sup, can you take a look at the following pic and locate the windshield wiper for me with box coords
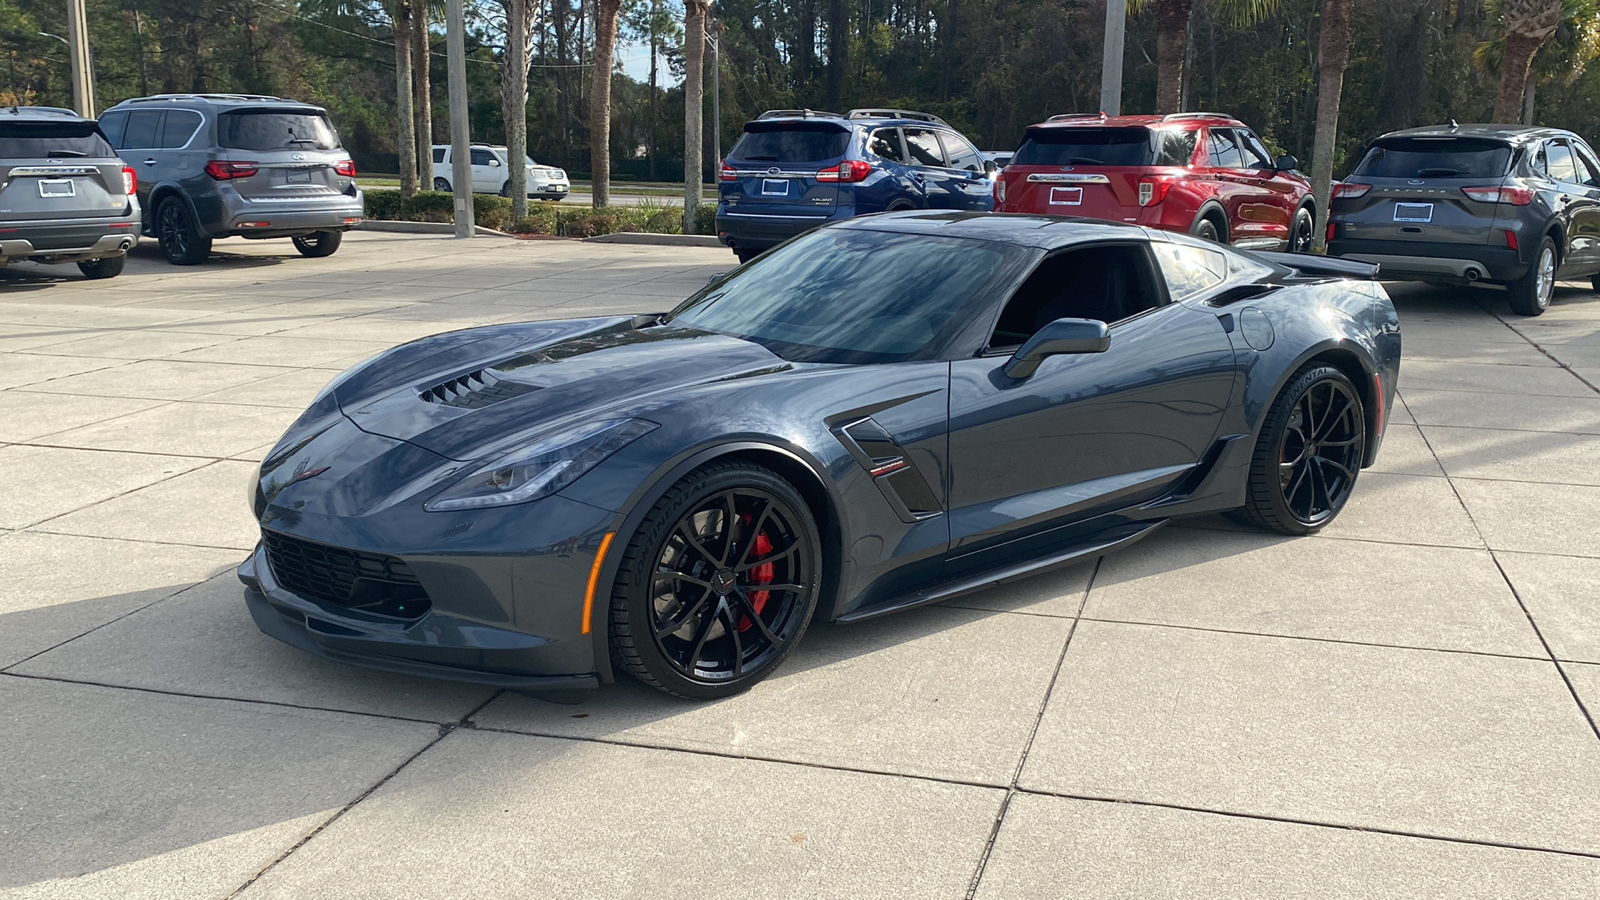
[286,138,319,146]
[44,149,88,157]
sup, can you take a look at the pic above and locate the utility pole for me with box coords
[446,0,474,239]
[1100,0,1125,116]
[65,0,94,117]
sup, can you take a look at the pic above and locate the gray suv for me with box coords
[99,94,364,265]
[0,106,140,279]
[1328,124,1600,316]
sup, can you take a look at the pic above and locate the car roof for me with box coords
[105,94,326,114]
[751,108,954,128]
[2,106,93,123]
[1028,112,1245,131]
[1376,124,1577,144]
[835,210,1147,250]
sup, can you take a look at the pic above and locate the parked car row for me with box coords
[1,93,365,278]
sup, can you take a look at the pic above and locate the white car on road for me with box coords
[432,144,569,199]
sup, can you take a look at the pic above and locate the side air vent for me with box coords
[833,417,943,524]
[418,367,540,409]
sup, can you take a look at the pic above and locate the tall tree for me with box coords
[412,1,434,187]
[591,0,624,206]
[825,0,848,108]
[683,0,711,232]
[1139,0,1282,113]
[393,0,419,196]
[503,0,536,216]
[1310,0,1354,253]
[1491,0,1563,121]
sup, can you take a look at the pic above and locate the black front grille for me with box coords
[418,367,540,409]
[262,531,431,620]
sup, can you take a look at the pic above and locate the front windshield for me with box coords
[665,226,1020,364]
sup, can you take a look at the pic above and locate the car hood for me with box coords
[340,321,789,461]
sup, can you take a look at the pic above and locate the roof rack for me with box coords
[126,93,293,104]
[5,106,79,117]
[846,108,948,125]
[1161,111,1240,122]
[757,108,843,120]
[1045,112,1107,122]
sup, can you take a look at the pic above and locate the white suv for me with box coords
[431,144,569,199]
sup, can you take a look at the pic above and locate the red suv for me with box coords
[994,113,1315,252]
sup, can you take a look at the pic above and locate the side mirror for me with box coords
[489,158,502,167]
[984,159,999,176]
[1274,155,1298,172]
[1002,318,1111,379]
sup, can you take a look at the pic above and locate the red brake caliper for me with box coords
[738,530,774,633]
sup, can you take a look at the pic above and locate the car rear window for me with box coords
[1353,137,1512,179]
[730,123,850,163]
[0,120,115,159]
[1013,127,1165,167]
[218,109,339,151]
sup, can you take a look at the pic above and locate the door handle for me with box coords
[142,159,157,166]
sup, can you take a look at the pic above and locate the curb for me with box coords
[357,220,514,238]
[584,232,723,248]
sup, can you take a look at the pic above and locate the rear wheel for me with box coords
[77,254,125,280]
[610,461,822,699]
[1289,207,1315,253]
[433,177,451,192]
[1192,214,1225,244]
[1509,237,1557,316]
[735,249,761,264]
[1233,363,1366,535]
[292,230,342,258]
[156,198,210,266]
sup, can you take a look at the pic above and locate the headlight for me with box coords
[424,418,658,511]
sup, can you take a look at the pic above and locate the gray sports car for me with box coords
[239,212,1401,699]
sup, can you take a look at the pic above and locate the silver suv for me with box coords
[99,94,364,265]
[431,144,570,199]
[0,107,140,279]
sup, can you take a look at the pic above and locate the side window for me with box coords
[1573,141,1600,187]
[1156,129,1198,166]
[939,133,984,172]
[99,112,127,148]
[1239,131,1274,169]
[158,111,201,149]
[469,148,496,167]
[1533,143,1551,177]
[1546,140,1580,184]
[988,245,1164,349]
[1206,128,1243,168]
[121,110,163,150]
[433,147,446,164]
[868,128,905,163]
[903,129,947,168]
[1152,241,1228,300]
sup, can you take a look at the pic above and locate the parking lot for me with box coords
[2,232,1598,897]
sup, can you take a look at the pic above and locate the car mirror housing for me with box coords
[489,158,502,167]
[984,159,999,175]
[1002,318,1111,379]
[1274,155,1299,172]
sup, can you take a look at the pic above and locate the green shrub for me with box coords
[471,194,513,231]
[693,203,716,235]
[364,189,403,220]
[367,190,705,238]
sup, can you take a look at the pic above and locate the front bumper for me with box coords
[0,217,140,263]
[1328,238,1528,283]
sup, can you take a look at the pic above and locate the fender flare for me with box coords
[145,185,207,237]
[1191,202,1230,240]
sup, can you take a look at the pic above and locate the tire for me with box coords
[1232,363,1366,535]
[77,254,125,280]
[610,461,823,699]
[886,200,917,212]
[1591,273,1600,295]
[156,197,211,266]
[292,230,342,258]
[1289,207,1315,254]
[499,180,511,198]
[433,177,451,192]
[1192,213,1225,244]
[735,249,761,264]
[1509,236,1557,316]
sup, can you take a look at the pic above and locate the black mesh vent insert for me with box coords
[262,531,431,620]
[418,367,540,409]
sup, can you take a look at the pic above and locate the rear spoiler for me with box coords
[1253,251,1379,280]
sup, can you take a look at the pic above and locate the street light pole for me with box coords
[66,0,94,117]
[709,23,721,174]
[1100,0,1125,116]
[445,0,473,239]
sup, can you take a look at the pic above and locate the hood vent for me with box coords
[418,367,540,409]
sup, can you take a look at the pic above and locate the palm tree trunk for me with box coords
[1309,0,1353,254]
[504,0,534,217]
[393,1,419,198]
[591,0,623,207]
[1153,0,1193,113]
[412,2,434,188]
[683,0,711,233]
[825,0,848,109]
[1493,32,1545,123]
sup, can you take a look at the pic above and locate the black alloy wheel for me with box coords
[611,462,821,698]
[157,198,210,266]
[1290,208,1315,253]
[1234,363,1366,535]
[1194,216,1223,243]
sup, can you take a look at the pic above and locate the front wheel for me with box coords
[735,249,761,264]
[609,461,822,699]
[1232,363,1366,535]
[77,254,125,279]
[1289,207,1315,254]
[292,230,342,258]
[1509,237,1556,316]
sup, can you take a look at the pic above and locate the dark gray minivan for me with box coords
[99,94,363,265]
[0,106,140,279]
[1328,124,1600,316]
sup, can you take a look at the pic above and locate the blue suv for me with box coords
[716,108,997,262]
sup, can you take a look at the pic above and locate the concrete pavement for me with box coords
[1,233,1597,897]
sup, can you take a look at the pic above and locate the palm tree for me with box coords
[1137,0,1281,113]
[1478,0,1600,123]
[1309,0,1354,254]
[591,0,625,207]
[412,2,435,189]
[1489,0,1564,122]
[501,0,535,217]
[392,1,419,196]
[683,0,712,233]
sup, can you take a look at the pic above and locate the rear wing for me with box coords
[1253,252,1379,280]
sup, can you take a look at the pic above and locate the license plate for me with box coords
[761,179,788,196]
[38,179,75,198]
[1393,202,1433,223]
[286,169,312,185]
[1049,186,1083,206]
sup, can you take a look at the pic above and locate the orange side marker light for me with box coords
[581,532,616,635]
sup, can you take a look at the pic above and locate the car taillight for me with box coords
[334,159,356,177]
[204,160,259,180]
[1331,183,1371,199]
[1462,185,1534,206]
[720,162,737,182]
[121,166,136,195]
[1138,176,1174,207]
[1505,229,1519,251]
[1327,221,1337,243]
[816,160,873,183]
